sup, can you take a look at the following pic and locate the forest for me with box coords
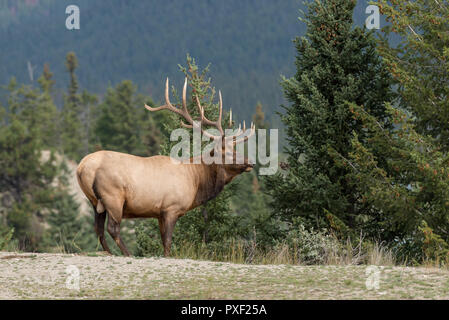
[1,0,449,268]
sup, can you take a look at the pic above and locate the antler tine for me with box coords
[228,109,233,128]
[180,77,195,128]
[224,122,242,142]
[217,90,223,134]
[165,78,171,107]
[194,92,224,137]
[145,78,181,114]
[146,78,229,141]
[146,78,196,130]
[234,121,256,145]
[182,77,188,113]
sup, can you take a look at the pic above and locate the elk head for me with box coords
[144,78,256,182]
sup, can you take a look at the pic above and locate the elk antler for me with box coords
[145,78,255,143]
[145,78,194,125]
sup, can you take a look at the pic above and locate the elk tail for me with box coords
[96,200,105,214]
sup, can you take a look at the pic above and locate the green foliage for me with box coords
[3,77,59,149]
[325,0,449,264]
[43,191,97,253]
[419,221,449,264]
[277,218,340,265]
[266,0,394,232]
[94,80,165,156]
[231,172,283,247]
[135,220,162,256]
[377,0,449,149]
[0,90,60,250]
[60,52,85,161]
[0,227,14,251]
[6,201,34,249]
[342,102,449,262]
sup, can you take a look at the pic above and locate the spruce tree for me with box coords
[232,103,280,246]
[335,1,449,262]
[377,0,449,150]
[266,0,394,231]
[0,79,60,250]
[61,52,84,160]
[135,55,244,255]
[36,66,59,148]
[44,189,97,253]
[174,56,242,246]
[94,80,163,156]
[94,80,140,154]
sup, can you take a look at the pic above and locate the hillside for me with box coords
[1,252,448,299]
[0,0,374,122]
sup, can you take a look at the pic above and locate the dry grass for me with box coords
[167,237,398,267]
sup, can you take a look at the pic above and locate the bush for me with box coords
[0,227,14,251]
[278,219,340,265]
[135,219,163,257]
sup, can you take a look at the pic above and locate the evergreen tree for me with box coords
[0,79,60,250]
[266,0,394,232]
[94,80,164,156]
[175,55,242,246]
[44,189,97,253]
[5,76,59,149]
[136,55,244,255]
[231,103,281,246]
[36,66,59,148]
[334,1,449,262]
[377,0,449,149]
[338,102,449,261]
[38,63,55,93]
[252,102,268,130]
[61,52,84,160]
[80,90,99,155]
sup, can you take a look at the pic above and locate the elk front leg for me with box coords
[158,214,178,257]
[106,213,131,257]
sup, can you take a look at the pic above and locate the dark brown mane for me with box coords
[191,163,226,208]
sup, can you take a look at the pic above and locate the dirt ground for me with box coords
[1,251,448,300]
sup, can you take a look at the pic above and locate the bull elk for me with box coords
[76,78,255,256]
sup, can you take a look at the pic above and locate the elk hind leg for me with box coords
[106,213,131,256]
[94,210,111,254]
[101,196,130,257]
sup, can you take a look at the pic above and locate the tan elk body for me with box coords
[77,78,254,256]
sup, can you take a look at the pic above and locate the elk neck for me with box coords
[190,162,227,208]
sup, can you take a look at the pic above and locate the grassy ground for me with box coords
[1,251,448,299]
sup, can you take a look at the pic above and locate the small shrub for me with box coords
[0,228,14,251]
[419,221,449,265]
[278,219,340,265]
[135,220,163,257]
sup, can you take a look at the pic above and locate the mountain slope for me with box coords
[0,0,373,121]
